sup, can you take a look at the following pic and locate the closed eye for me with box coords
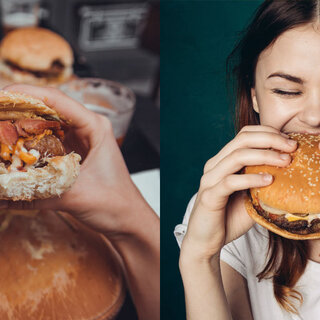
[272,89,302,96]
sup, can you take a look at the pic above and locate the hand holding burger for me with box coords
[0,84,146,237]
[180,126,298,262]
[0,84,160,320]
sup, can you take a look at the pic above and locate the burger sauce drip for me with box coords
[0,119,65,169]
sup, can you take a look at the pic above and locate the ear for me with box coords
[251,88,259,113]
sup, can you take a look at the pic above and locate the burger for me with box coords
[0,90,81,201]
[245,133,320,240]
[0,27,73,86]
[0,210,125,320]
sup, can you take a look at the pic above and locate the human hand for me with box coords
[0,84,148,238]
[180,125,298,263]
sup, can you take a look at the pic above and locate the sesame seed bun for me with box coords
[0,27,73,86]
[245,133,320,239]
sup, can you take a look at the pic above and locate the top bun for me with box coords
[245,133,320,214]
[0,90,61,120]
[0,27,73,71]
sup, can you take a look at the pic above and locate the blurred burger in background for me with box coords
[0,27,73,86]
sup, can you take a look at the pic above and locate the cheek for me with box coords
[256,91,298,129]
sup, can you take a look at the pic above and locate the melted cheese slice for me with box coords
[259,200,320,225]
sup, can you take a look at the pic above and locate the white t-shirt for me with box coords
[174,195,320,320]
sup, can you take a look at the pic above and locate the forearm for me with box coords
[106,203,160,320]
[179,253,233,320]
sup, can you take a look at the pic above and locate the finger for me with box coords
[199,173,273,211]
[3,84,96,129]
[204,131,296,173]
[239,125,288,137]
[201,148,290,188]
[235,131,296,151]
[203,125,289,174]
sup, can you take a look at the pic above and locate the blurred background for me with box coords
[0,0,159,173]
[161,1,262,319]
[0,0,159,319]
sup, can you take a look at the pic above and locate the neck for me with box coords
[307,239,320,263]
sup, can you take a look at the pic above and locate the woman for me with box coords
[176,1,320,319]
[1,84,160,320]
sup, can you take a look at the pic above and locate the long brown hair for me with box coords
[226,0,317,314]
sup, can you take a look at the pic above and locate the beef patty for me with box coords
[251,195,320,235]
[5,59,64,79]
[24,135,65,159]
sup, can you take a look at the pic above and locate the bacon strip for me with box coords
[15,119,61,135]
[0,121,18,146]
[14,122,28,137]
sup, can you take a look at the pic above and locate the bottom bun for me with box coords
[0,153,81,201]
[245,197,320,240]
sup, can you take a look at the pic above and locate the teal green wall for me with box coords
[161,1,262,319]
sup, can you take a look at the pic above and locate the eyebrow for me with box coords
[267,72,304,84]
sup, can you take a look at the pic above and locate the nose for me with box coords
[298,90,320,127]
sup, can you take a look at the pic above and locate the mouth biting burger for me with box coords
[0,90,80,201]
[245,132,320,240]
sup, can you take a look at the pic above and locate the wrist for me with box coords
[179,252,221,281]
[179,244,221,272]
[105,204,160,271]
[102,194,159,246]
[78,180,154,237]
[180,235,222,263]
